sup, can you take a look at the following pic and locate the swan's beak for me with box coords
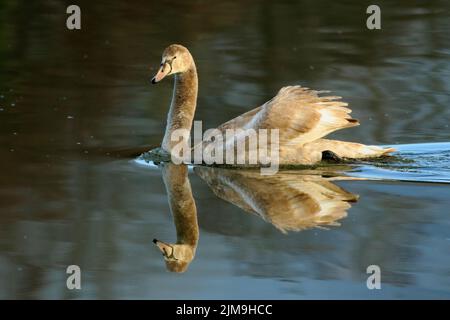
[151,64,169,84]
[153,238,172,256]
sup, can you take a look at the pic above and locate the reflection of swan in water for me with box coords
[153,164,360,272]
[153,163,198,273]
[194,167,359,232]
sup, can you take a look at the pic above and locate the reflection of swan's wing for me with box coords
[195,167,358,233]
[217,86,358,145]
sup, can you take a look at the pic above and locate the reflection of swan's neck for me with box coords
[162,164,199,247]
[161,63,198,152]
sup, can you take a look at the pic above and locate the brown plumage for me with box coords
[151,44,395,165]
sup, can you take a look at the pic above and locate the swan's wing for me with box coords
[219,86,359,145]
[195,167,357,232]
[216,106,262,131]
[198,107,262,154]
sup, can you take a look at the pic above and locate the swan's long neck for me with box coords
[161,63,198,152]
[161,164,199,246]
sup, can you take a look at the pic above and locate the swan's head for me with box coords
[153,238,196,273]
[151,44,194,84]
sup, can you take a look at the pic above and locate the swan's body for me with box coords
[151,44,395,165]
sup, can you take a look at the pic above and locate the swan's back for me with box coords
[219,85,359,145]
[211,85,393,164]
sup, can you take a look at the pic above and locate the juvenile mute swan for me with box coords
[151,44,395,164]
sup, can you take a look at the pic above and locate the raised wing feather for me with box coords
[217,85,359,146]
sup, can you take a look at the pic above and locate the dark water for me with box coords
[0,0,450,299]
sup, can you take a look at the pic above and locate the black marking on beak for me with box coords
[151,57,176,85]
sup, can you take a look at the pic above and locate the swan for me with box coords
[150,44,395,165]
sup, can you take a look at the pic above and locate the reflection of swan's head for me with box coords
[151,44,194,84]
[153,238,195,273]
[155,163,198,273]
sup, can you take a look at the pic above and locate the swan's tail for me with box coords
[312,139,396,159]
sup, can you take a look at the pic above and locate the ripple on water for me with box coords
[349,142,450,184]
